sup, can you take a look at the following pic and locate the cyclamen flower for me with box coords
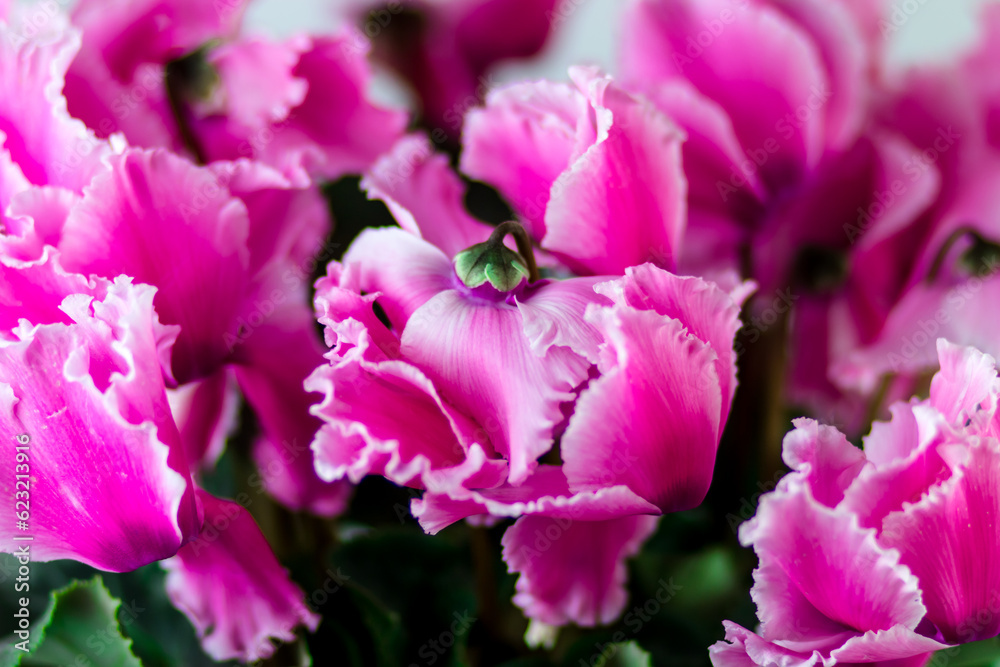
[711,339,1000,665]
[307,135,750,627]
[65,0,407,182]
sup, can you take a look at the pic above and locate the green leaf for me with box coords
[0,577,143,667]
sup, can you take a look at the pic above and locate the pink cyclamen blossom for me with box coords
[307,134,750,626]
[712,339,1000,665]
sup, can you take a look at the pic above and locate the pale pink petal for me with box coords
[928,339,1000,427]
[203,37,308,130]
[560,305,723,512]
[342,227,455,332]
[502,515,659,626]
[0,279,199,571]
[402,289,592,484]
[162,491,319,663]
[362,134,493,257]
[306,323,506,493]
[516,276,609,363]
[236,31,409,182]
[0,23,112,192]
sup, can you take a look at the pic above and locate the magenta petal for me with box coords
[461,81,585,239]
[343,227,455,332]
[502,515,659,626]
[595,264,749,420]
[743,481,928,643]
[167,368,239,471]
[560,304,723,512]
[881,439,1000,643]
[0,279,198,571]
[58,148,252,384]
[781,418,867,508]
[163,491,319,663]
[363,135,494,257]
[621,0,829,183]
[542,70,687,274]
[402,290,592,484]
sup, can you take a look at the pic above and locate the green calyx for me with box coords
[453,221,541,292]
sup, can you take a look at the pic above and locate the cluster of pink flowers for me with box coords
[2,0,1000,663]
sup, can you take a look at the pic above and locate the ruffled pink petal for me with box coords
[461,81,586,239]
[57,148,252,384]
[542,69,687,275]
[411,466,660,535]
[362,134,494,257]
[342,227,455,332]
[167,368,239,471]
[306,322,506,493]
[402,289,592,484]
[781,418,867,508]
[560,304,724,512]
[742,480,928,645]
[0,278,199,571]
[232,297,351,518]
[0,22,112,192]
[709,622,944,667]
[620,0,829,186]
[162,491,319,663]
[880,439,1000,643]
[595,264,748,420]
[502,515,659,626]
